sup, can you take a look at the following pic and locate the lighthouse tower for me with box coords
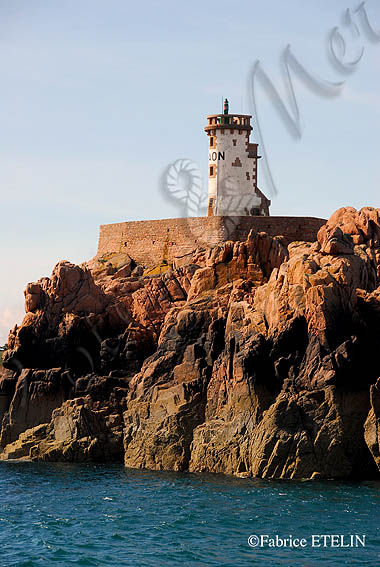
[205,99,270,217]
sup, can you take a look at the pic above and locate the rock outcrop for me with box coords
[1,206,380,480]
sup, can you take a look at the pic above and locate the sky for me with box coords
[0,0,379,343]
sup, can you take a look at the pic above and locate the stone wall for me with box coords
[97,216,326,269]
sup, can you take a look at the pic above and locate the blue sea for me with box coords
[0,462,379,567]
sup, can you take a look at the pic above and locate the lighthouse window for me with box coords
[210,136,214,148]
[210,166,214,176]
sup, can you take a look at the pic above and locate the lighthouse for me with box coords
[205,99,270,217]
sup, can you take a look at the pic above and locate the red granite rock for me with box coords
[1,209,380,480]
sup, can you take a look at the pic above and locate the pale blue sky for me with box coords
[1,0,379,342]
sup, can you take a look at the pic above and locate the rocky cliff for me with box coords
[1,206,380,480]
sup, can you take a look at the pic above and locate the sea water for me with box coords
[0,462,379,566]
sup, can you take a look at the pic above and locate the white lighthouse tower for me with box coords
[205,99,270,217]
